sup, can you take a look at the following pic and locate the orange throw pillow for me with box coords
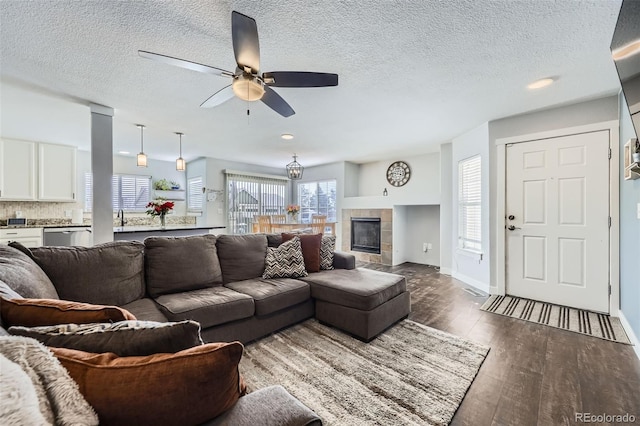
[0,298,136,327]
[282,233,322,272]
[51,342,247,426]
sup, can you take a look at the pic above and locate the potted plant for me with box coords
[154,179,172,190]
[633,139,640,164]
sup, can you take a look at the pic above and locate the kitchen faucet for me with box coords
[117,209,126,227]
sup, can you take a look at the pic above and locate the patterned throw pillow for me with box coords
[262,237,308,279]
[320,235,336,270]
[9,320,203,357]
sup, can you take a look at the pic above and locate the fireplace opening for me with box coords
[351,217,381,254]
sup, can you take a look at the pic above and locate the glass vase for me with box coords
[160,214,166,229]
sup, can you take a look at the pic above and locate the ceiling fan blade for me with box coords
[139,50,233,77]
[231,11,260,73]
[261,86,295,117]
[262,71,338,88]
[200,84,235,108]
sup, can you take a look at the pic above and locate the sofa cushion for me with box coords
[121,298,168,323]
[0,245,59,299]
[225,278,311,316]
[144,235,223,298]
[320,235,336,270]
[154,287,254,328]
[266,233,283,248]
[19,241,145,306]
[262,237,308,280]
[282,233,322,273]
[51,342,246,426]
[300,268,407,311]
[9,320,203,357]
[0,298,136,328]
[216,234,268,283]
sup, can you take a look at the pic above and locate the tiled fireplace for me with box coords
[342,209,392,265]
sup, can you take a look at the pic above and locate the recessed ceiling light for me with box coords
[281,133,294,140]
[118,150,130,155]
[527,78,555,90]
[612,39,640,61]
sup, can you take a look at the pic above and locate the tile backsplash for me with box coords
[0,201,86,220]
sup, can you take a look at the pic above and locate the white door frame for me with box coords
[494,120,620,315]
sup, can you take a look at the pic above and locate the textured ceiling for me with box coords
[0,0,623,168]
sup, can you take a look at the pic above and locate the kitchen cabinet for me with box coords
[0,228,43,247]
[38,143,77,201]
[0,139,37,200]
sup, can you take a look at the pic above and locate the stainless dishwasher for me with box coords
[43,227,93,247]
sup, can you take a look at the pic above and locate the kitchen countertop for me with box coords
[113,225,225,233]
[0,224,90,229]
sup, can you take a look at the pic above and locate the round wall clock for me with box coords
[386,161,411,187]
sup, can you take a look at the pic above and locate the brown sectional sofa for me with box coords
[0,233,411,424]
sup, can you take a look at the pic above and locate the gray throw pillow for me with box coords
[0,245,59,299]
[9,320,203,357]
[217,234,268,283]
[144,234,223,298]
[20,241,145,306]
[320,235,336,270]
[262,237,308,279]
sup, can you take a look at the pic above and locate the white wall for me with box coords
[439,143,453,274]
[357,153,440,204]
[404,205,440,266]
[392,206,408,265]
[451,123,491,292]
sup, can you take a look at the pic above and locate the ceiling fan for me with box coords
[139,11,338,118]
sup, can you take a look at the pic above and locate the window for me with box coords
[226,171,288,234]
[187,177,203,212]
[297,180,337,224]
[458,156,482,251]
[84,173,151,212]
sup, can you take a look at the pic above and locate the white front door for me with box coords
[506,130,610,313]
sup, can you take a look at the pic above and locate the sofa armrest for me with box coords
[333,251,355,270]
[202,385,322,426]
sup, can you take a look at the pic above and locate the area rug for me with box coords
[481,295,631,344]
[240,319,489,426]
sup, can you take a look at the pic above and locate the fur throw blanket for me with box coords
[0,336,98,426]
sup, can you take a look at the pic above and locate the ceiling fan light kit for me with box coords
[139,10,338,118]
[136,124,147,168]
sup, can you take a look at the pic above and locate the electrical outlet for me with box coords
[217,208,223,215]
[637,203,640,220]
[64,210,72,217]
[422,243,428,252]
[427,243,433,250]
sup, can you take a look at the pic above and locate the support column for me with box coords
[90,104,114,245]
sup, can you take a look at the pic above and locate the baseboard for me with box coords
[618,311,640,361]
[439,267,452,276]
[451,271,490,293]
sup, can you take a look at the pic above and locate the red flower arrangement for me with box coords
[146,199,175,217]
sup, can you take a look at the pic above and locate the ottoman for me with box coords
[300,268,411,342]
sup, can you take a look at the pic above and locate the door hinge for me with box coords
[608,284,612,295]
[608,216,612,228]
[608,148,612,160]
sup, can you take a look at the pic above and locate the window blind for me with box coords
[225,171,287,234]
[187,177,203,212]
[458,156,482,251]
[84,173,151,212]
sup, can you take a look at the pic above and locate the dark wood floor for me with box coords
[362,262,640,426]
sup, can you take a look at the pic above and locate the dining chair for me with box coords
[271,214,287,233]
[256,215,272,233]
[311,215,327,235]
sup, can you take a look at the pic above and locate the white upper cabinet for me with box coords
[0,139,37,200]
[38,143,77,202]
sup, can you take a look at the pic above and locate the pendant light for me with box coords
[136,124,147,167]
[286,154,304,180]
[175,132,185,171]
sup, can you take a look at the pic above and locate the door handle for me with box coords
[507,225,521,231]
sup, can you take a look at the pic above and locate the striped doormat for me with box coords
[481,295,631,344]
